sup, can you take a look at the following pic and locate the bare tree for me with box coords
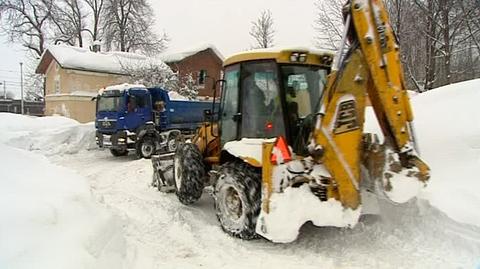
[0,0,54,57]
[313,0,344,50]
[103,0,168,55]
[50,0,89,47]
[84,0,104,42]
[250,9,275,49]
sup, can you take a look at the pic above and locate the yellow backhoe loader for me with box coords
[153,0,430,243]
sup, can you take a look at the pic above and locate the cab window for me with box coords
[241,61,285,139]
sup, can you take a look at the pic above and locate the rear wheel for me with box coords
[137,136,156,159]
[174,143,206,205]
[214,162,261,240]
[110,148,128,157]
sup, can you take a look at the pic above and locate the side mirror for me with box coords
[91,96,97,101]
[203,109,212,121]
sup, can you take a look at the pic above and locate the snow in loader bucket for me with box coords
[256,184,361,243]
[151,152,175,192]
[255,165,362,243]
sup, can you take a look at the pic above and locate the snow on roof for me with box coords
[38,44,167,75]
[225,46,335,60]
[159,44,224,63]
[98,83,146,95]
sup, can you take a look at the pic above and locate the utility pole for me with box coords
[0,81,5,99]
[20,62,24,115]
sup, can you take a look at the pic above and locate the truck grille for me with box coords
[98,119,116,129]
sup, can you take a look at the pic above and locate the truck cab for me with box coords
[95,83,215,158]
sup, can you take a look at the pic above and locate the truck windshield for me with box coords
[97,96,124,112]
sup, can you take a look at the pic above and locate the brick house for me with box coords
[161,44,224,98]
[35,45,166,123]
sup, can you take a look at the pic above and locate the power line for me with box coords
[0,69,19,73]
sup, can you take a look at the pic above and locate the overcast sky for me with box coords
[0,0,318,97]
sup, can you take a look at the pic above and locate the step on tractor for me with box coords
[152,0,430,243]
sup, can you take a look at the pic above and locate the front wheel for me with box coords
[214,162,261,240]
[136,136,156,159]
[173,143,206,205]
[110,148,128,157]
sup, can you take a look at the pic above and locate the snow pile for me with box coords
[257,184,361,243]
[413,79,480,227]
[223,138,276,165]
[0,113,96,156]
[0,144,126,269]
[365,79,480,227]
[168,91,189,101]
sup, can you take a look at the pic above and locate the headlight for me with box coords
[290,52,308,63]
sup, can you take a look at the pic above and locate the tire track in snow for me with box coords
[54,150,480,269]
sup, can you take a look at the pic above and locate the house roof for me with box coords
[159,44,224,63]
[35,44,167,75]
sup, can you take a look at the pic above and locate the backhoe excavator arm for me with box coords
[312,0,430,209]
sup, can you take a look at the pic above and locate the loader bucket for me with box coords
[152,152,175,192]
[255,139,361,243]
[362,133,429,204]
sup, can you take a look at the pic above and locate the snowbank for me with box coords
[0,144,126,269]
[365,79,480,227]
[413,79,480,227]
[0,113,96,156]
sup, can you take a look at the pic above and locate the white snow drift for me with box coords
[0,114,126,269]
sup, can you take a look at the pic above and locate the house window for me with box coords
[54,77,60,94]
[198,69,207,86]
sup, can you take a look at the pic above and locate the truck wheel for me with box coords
[214,162,261,240]
[137,136,156,159]
[173,143,205,205]
[110,148,128,157]
[167,132,184,152]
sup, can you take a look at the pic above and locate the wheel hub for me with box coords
[142,143,154,156]
[168,139,177,152]
[224,187,243,220]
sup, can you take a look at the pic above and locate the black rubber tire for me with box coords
[173,143,206,205]
[136,136,156,159]
[110,148,128,157]
[214,162,261,240]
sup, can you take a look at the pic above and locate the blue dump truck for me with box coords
[95,84,215,158]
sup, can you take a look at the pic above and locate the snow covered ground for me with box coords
[1,79,480,268]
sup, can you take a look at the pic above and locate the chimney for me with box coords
[91,40,101,53]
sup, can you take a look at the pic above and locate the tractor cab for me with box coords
[219,48,334,155]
